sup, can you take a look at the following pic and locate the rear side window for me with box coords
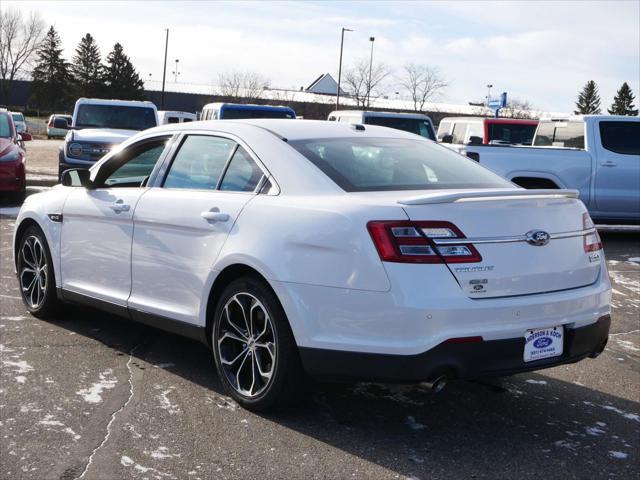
[465,122,484,143]
[488,123,537,145]
[98,137,170,188]
[365,116,435,140]
[534,121,584,148]
[164,136,235,189]
[436,121,452,140]
[219,146,264,192]
[167,117,180,124]
[451,122,468,144]
[289,137,513,192]
[599,121,640,155]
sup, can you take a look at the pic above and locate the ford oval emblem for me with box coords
[526,230,550,246]
[533,337,552,349]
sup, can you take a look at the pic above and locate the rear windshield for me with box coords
[75,104,157,130]
[221,107,294,119]
[12,113,24,122]
[534,121,584,148]
[488,123,537,145]
[289,137,513,192]
[364,116,435,140]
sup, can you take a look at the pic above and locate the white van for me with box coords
[327,110,436,140]
[157,110,196,124]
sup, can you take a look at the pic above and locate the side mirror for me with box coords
[61,168,92,188]
[441,134,453,144]
[19,132,32,141]
[53,117,69,129]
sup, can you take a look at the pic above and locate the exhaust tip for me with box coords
[423,375,448,393]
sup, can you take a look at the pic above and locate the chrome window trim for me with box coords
[431,228,595,245]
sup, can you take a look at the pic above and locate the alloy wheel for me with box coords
[19,235,48,309]
[217,293,276,398]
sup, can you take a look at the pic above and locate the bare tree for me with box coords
[399,63,448,112]
[343,58,391,108]
[0,8,45,105]
[501,98,537,119]
[218,70,270,102]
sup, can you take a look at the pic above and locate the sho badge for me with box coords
[525,230,550,246]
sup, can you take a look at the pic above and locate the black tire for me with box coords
[16,225,61,318]
[212,275,305,411]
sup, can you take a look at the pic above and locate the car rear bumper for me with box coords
[299,314,611,382]
[0,162,26,192]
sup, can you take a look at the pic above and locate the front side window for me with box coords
[219,146,264,192]
[221,107,294,119]
[599,121,640,155]
[437,121,452,140]
[289,137,513,192]
[164,135,235,189]
[100,137,170,188]
[0,115,11,138]
[465,122,484,143]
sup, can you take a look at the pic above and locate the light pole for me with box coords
[336,27,353,111]
[172,59,180,83]
[367,36,375,107]
[486,84,493,106]
[161,29,169,109]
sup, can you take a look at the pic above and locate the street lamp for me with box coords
[367,36,375,107]
[172,59,180,83]
[486,84,493,106]
[161,28,169,109]
[336,27,353,111]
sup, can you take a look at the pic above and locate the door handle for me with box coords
[110,200,130,213]
[600,161,617,167]
[201,211,230,222]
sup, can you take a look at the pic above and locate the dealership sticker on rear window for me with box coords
[524,326,564,362]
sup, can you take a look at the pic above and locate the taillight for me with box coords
[582,213,602,252]
[367,221,482,264]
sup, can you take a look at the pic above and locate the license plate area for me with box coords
[524,326,564,362]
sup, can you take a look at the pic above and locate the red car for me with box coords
[0,111,31,200]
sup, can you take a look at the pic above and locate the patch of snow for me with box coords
[526,379,547,385]
[554,439,580,450]
[615,340,639,352]
[76,369,117,403]
[158,388,181,415]
[601,405,640,423]
[405,415,427,431]
[121,456,134,467]
[39,415,64,426]
[15,376,26,383]
[3,360,33,374]
[150,447,180,459]
[627,257,640,265]
[0,316,27,322]
[609,451,628,459]
[153,362,175,369]
[64,427,81,441]
[585,426,606,436]
[0,207,20,217]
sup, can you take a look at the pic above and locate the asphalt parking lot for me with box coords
[0,141,639,480]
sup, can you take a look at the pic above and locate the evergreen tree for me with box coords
[71,33,104,98]
[608,82,638,116]
[574,80,602,114]
[31,26,72,111]
[103,43,145,100]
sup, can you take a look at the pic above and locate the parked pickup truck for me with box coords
[462,115,640,224]
[57,98,158,180]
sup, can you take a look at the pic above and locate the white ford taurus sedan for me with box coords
[13,119,612,410]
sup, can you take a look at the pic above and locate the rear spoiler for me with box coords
[398,189,579,206]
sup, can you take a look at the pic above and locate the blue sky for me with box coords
[9,1,640,112]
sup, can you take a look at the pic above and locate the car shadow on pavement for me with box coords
[34,303,640,479]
